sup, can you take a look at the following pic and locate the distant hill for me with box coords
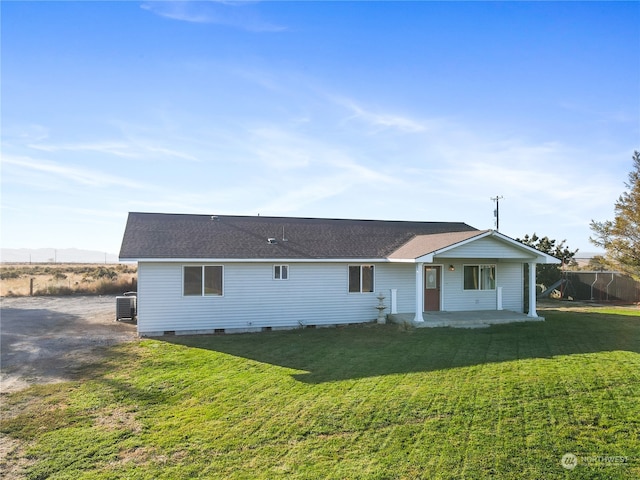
[1,248,120,264]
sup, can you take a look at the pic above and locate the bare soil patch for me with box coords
[1,295,138,479]
[1,295,137,393]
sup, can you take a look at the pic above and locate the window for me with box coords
[463,265,496,290]
[349,265,374,293]
[274,265,288,280]
[183,266,223,296]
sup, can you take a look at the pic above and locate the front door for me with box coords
[424,266,441,311]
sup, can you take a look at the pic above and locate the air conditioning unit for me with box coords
[116,294,136,321]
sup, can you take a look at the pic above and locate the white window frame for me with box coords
[273,265,289,280]
[463,264,496,291]
[183,265,224,297]
[348,265,375,293]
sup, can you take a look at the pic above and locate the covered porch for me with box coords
[388,309,543,329]
[382,229,560,328]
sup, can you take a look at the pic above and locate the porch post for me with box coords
[414,262,424,323]
[528,262,538,317]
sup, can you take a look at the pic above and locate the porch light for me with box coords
[449,265,455,271]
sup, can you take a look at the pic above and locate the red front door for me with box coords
[424,266,441,311]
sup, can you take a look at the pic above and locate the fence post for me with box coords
[30,278,34,296]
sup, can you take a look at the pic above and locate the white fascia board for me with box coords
[124,257,391,263]
[415,253,435,263]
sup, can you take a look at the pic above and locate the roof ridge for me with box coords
[127,211,475,226]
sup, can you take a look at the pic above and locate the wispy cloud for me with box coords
[333,97,428,134]
[140,1,286,32]
[253,144,399,214]
[396,130,624,236]
[3,123,50,143]
[247,127,313,169]
[28,140,199,162]
[3,155,148,190]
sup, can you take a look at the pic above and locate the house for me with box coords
[119,212,560,336]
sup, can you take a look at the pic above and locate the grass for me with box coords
[0,263,137,297]
[1,307,639,479]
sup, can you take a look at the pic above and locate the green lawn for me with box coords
[2,307,639,479]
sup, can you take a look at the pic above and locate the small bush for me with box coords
[0,271,21,280]
[34,285,75,296]
[116,264,137,274]
[93,279,135,295]
[85,267,118,281]
[30,278,136,296]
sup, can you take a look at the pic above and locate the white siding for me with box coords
[498,262,524,312]
[376,264,415,313]
[440,260,523,312]
[137,260,526,334]
[441,236,534,260]
[137,262,415,334]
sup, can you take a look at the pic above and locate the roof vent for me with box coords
[267,238,277,244]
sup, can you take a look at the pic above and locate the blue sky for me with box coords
[2,1,638,257]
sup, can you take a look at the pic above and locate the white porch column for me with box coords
[390,289,398,314]
[528,262,538,317]
[414,262,424,323]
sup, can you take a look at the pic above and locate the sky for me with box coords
[2,1,639,258]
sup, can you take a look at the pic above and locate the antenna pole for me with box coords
[490,195,504,231]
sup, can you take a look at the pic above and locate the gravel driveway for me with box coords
[1,295,137,393]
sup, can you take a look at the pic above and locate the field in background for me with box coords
[0,263,137,297]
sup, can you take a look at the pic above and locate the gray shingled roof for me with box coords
[119,213,478,260]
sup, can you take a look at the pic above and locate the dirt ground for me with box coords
[1,295,137,393]
[0,296,138,479]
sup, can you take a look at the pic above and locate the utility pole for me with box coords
[491,195,504,231]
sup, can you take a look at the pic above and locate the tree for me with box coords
[586,255,608,271]
[590,151,640,281]
[516,234,578,289]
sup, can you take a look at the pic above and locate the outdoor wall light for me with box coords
[448,265,455,271]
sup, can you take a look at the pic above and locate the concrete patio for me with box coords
[388,310,544,329]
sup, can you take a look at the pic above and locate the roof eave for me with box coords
[119,257,392,263]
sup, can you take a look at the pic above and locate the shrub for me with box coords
[34,285,75,296]
[87,267,118,281]
[0,271,21,280]
[93,278,135,295]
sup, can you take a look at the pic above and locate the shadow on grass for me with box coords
[160,310,640,384]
